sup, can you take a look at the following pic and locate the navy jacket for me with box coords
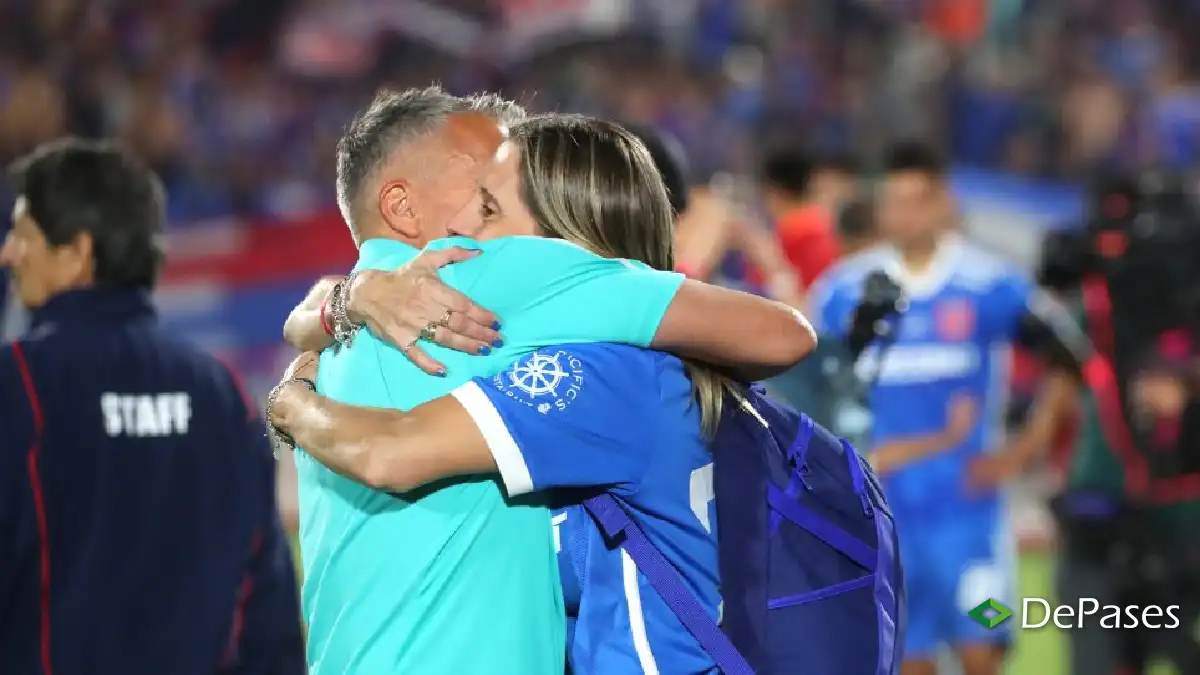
[0,288,303,675]
[1,268,7,336]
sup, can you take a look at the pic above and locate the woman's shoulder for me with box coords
[556,344,679,396]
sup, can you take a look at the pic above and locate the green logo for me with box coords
[967,599,1013,629]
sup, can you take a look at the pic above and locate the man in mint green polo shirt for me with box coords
[298,235,685,674]
[295,88,568,675]
[285,89,812,674]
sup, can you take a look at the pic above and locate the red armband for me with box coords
[319,293,334,337]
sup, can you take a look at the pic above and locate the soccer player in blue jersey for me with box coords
[270,116,763,674]
[809,142,1034,675]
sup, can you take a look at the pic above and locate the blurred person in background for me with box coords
[761,148,857,293]
[6,0,1200,227]
[624,122,691,220]
[810,141,1041,675]
[971,296,1200,673]
[278,89,812,674]
[836,191,884,256]
[0,139,303,675]
[627,124,805,309]
[765,191,881,433]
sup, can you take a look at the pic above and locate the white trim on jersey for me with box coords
[882,234,963,299]
[450,381,535,496]
[622,551,662,674]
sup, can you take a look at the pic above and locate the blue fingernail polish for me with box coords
[479,345,490,355]
[437,369,447,377]
[491,321,501,330]
[492,339,504,348]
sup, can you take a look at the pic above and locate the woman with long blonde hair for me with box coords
[270,115,784,674]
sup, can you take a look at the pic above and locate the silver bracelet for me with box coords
[328,280,348,345]
[265,377,317,458]
[331,271,363,346]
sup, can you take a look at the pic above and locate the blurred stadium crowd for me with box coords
[4,1,1200,673]
[4,0,1200,223]
[4,0,1196,368]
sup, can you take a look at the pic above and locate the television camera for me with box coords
[1040,170,1200,488]
[1042,175,1200,663]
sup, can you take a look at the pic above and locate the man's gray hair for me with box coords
[335,85,527,228]
[459,91,526,126]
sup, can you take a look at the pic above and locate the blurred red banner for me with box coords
[162,211,357,287]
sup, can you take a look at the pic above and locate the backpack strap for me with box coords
[766,484,877,571]
[582,494,755,675]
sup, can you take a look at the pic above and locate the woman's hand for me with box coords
[282,350,319,384]
[346,247,503,375]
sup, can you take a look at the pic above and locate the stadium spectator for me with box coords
[625,124,804,309]
[835,190,881,256]
[0,138,303,675]
[5,1,1200,226]
[761,148,851,292]
[765,189,880,428]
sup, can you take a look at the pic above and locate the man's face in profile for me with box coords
[2,197,58,308]
[416,114,509,244]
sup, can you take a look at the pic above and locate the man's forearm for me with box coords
[282,277,342,351]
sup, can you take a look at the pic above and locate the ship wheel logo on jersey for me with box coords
[509,352,569,397]
[935,297,976,341]
[494,349,585,414]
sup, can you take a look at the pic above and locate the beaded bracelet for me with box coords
[265,377,317,458]
[330,271,363,346]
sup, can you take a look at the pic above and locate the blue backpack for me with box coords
[584,387,904,674]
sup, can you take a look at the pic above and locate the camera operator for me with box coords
[973,173,1200,675]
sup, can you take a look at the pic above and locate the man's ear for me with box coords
[379,180,420,240]
[54,230,95,287]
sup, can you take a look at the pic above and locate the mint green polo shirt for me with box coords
[295,236,684,674]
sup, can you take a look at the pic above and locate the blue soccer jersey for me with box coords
[811,236,1028,655]
[811,236,1031,516]
[450,344,720,675]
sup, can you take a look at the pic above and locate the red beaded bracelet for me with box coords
[319,292,334,337]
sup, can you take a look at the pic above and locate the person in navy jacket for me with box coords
[0,138,303,675]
